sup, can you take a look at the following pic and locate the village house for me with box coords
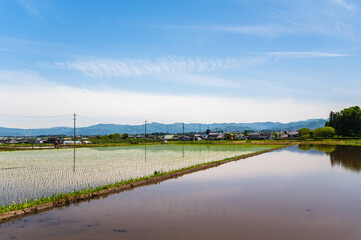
[248,132,261,140]
[206,132,219,140]
[163,135,180,141]
[288,131,299,138]
[260,131,272,140]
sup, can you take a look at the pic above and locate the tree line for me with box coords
[299,106,361,138]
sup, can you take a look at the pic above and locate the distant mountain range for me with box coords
[0,119,327,136]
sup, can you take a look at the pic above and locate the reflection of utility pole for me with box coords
[73,148,76,172]
[144,145,147,162]
[145,120,147,141]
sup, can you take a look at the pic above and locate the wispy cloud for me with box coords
[0,48,10,52]
[56,56,267,78]
[170,74,241,88]
[172,25,287,37]
[17,0,41,17]
[160,0,360,39]
[265,51,349,58]
[0,74,335,128]
[0,70,45,84]
[56,53,348,78]
[330,0,356,12]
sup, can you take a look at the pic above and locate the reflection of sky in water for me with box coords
[0,144,271,206]
[2,145,361,240]
[183,145,361,183]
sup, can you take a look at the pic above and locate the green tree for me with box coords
[327,106,361,137]
[224,133,236,140]
[298,128,312,139]
[206,129,211,135]
[122,133,128,139]
[313,127,335,138]
[109,133,121,139]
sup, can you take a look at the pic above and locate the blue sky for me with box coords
[0,0,360,128]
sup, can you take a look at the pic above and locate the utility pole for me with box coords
[145,120,147,141]
[199,125,201,134]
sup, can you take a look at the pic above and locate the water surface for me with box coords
[1,145,361,240]
[0,144,271,206]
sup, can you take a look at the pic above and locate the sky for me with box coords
[0,0,361,128]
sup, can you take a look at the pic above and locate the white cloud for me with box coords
[0,72,337,128]
[162,0,361,39]
[17,0,41,17]
[174,25,287,37]
[0,70,46,84]
[56,56,266,78]
[55,53,347,80]
[265,51,349,58]
[169,74,241,88]
[330,0,356,12]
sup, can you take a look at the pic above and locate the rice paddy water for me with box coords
[0,144,273,206]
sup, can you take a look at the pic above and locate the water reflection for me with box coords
[299,144,361,173]
[330,146,361,172]
[298,144,336,153]
[144,145,147,162]
[73,148,76,172]
[3,145,361,240]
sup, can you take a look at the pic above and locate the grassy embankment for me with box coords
[0,144,287,215]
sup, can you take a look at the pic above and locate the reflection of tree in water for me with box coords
[298,144,361,172]
[298,144,313,151]
[298,144,336,153]
[330,146,361,172]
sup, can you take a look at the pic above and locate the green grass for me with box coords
[0,145,285,215]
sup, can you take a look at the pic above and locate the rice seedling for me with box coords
[0,144,273,207]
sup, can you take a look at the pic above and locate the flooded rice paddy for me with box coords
[1,144,361,240]
[0,144,272,206]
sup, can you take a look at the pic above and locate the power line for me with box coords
[0,114,71,118]
[76,115,114,125]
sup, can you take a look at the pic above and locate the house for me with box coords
[288,131,299,138]
[0,137,9,144]
[180,136,191,141]
[216,133,225,140]
[45,137,63,144]
[34,139,44,144]
[235,133,246,140]
[163,135,180,141]
[279,133,289,139]
[248,132,261,140]
[206,133,219,140]
[260,131,272,140]
[193,134,204,141]
[63,140,82,145]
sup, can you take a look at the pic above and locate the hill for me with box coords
[0,119,327,136]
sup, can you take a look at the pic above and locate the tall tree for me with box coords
[327,106,361,137]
